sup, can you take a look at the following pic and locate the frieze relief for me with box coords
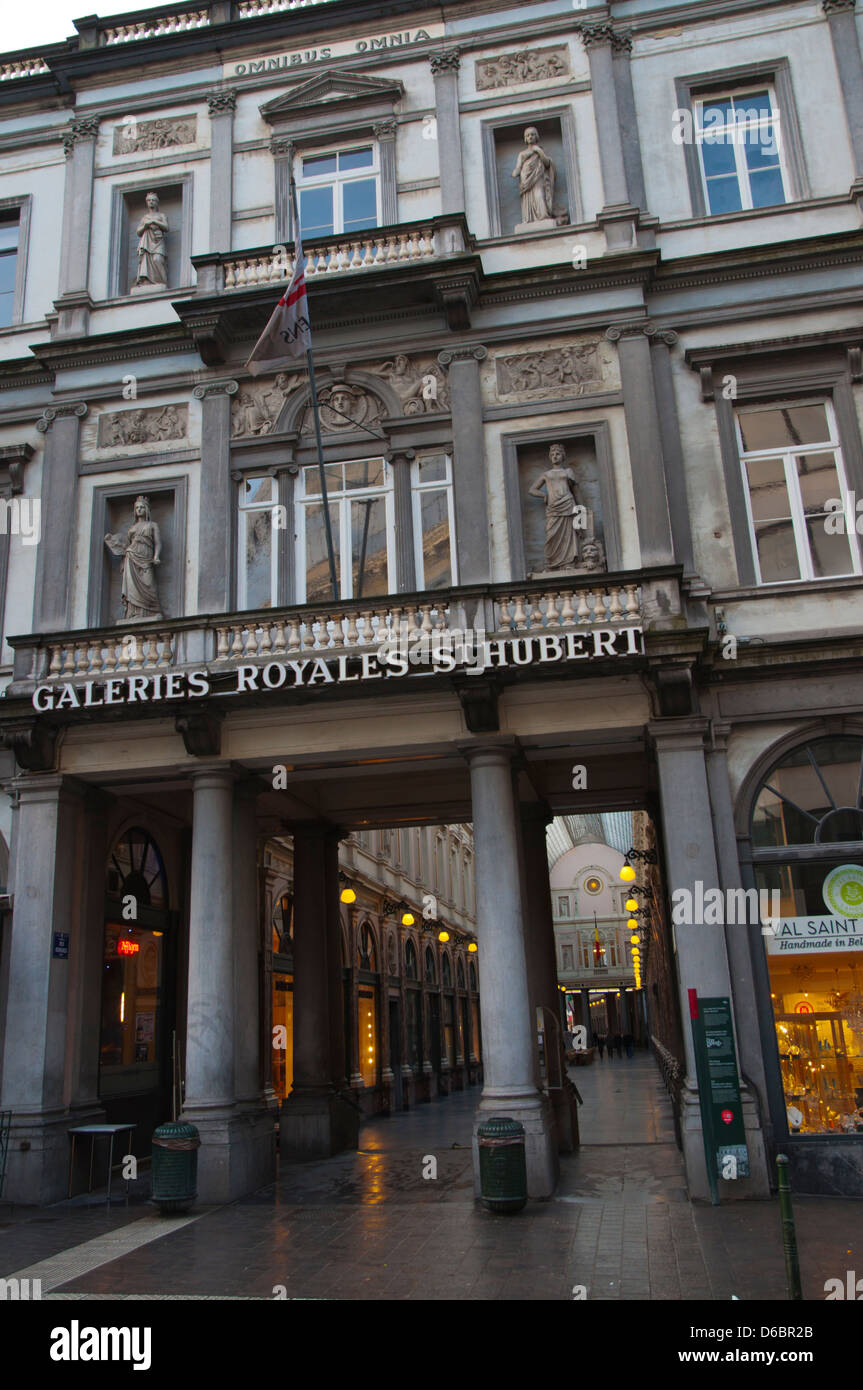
[88,403,190,453]
[113,115,197,155]
[475,46,569,90]
[375,353,449,413]
[486,337,619,403]
[231,375,294,436]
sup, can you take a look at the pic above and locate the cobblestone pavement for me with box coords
[0,1053,857,1301]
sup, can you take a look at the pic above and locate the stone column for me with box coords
[430,49,465,213]
[55,116,98,336]
[610,30,648,214]
[0,776,100,1203]
[520,803,578,1152]
[207,91,237,253]
[649,719,770,1199]
[647,326,697,579]
[374,120,399,224]
[325,832,349,1092]
[184,767,238,1199]
[437,346,491,584]
[823,0,863,184]
[391,450,417,593]
[461,739,557,1197]
[580,25,639,249]
[281,825,359,1156]
[605,324,675,568]
[33,404,88,632]
[194,380,238,614]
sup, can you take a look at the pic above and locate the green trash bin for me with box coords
[151,1120,200,1215]
[478,1115,527,1214]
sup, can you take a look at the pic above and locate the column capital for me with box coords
[270,135,295,159]
[372,119,397,141]
[430,47,461,75]
[62,115,100,156]
[36,401,88,433]
[579,22,616,49]
[437,344,487,368]
[823,0,856,13]
[188,762,240,788]
[193,378,239,400]
[606,320,678,346]
[647,716,711,752]
[207,89,237,116]
[455,734,521,766]
[610,29,633,54]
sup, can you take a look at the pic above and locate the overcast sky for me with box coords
[4,1,173,52]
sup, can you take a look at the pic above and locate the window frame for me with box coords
[675,59,809,220]
[410,453,458,591]
[0,195,31,328]
[294,141,382,241]
[237,473,280,611]
[736,397,862,585]
[294,455,395,604]
[693,84,790,216]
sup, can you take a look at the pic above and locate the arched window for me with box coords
[405,938,418,980]
[106,827,168,909]
[424,946,436,984]
[441,953,452,988]
[746,735,863,1139]
[456,958,466,989]
[358,921,377,971]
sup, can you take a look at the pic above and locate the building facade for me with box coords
[0,0,862,1205]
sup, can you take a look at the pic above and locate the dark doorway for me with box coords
[388,999,402,1110]
[429,993,442,1092]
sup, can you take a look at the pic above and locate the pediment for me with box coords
[260,70,404,124]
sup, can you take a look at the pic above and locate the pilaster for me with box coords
[437,346,491,583]
[580,25,640,250]
[55,117,99,336]
[430,49,465,214]
[604,324,675,568]
[207,90,237,254]
[33,403,88,633]
[194,380,238,614]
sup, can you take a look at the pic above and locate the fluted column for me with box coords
[462,738,557,1197]
[55,116,98,336]
[430,49,465,213]
[194,379,238,613]
[33,404,88,632]
[207,90,237,253]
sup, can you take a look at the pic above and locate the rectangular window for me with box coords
[296,145,380,239]
[0,213,19,329]
[296,457,394,602]
[411,454,457,590]
[238,474,278,610]
[737,401,861,583]
[695,87,787,214]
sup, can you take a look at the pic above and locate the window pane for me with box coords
[339,147,373,171]
[418,487,452,589]
[343,459,385,490]
[299,185,333,238]
[705,173,743,215]
[417,455,448,484]
[243,475,273,506]
[303,464,342,498]
[0,255,17,295]
[0,293,13,329]
[700,136,738,177]
[244,510,273,608]
[304,502,340,601]
[698,98,735,130]
[754,520,800,582]
[0,222,18,252]
[796,453,840,515]
[303,154,337,177]
[748,166,786,208]
[739,405,830,451]
[342,178,377,232]
[733,90,772,121]
[744,132,781,172]
[745,456,790,521]
[806,518,853,578]
[351,496,388,598]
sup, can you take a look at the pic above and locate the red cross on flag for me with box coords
[245,231,311,374]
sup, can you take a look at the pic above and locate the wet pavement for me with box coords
[0,1053,858,1300]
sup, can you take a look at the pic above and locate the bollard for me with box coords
[776,1154,802,1301]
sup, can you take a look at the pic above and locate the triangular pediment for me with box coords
[260,70,404,123]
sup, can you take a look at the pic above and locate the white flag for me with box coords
[245,236,311,375]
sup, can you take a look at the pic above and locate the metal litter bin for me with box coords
[478,1115,527,1214]
[151,1120,200,1215]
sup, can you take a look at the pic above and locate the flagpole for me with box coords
[290,177,339,604]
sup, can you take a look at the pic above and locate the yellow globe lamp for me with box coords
[626,917,638,931]
[438,929,450,943]
[401,911,415,926]
[625,897,639,912]
[620,863,636,882]
[340,887,356,904]
[468,942,478,953]
[630,934,640,945]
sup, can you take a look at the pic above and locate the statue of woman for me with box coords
[105,496,163,621]
[134,192,168,288]
[528,443,584,570]
[512,127,555,224]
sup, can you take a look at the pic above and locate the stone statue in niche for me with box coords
[528,443,606,574]
[104,495,164,621]
[132,192,168,291]
[379,354,449,413]
[512,127,566,232]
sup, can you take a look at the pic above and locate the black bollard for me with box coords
[776,1154,802,1301]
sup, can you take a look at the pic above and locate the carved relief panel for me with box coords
[482,336,619,404]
